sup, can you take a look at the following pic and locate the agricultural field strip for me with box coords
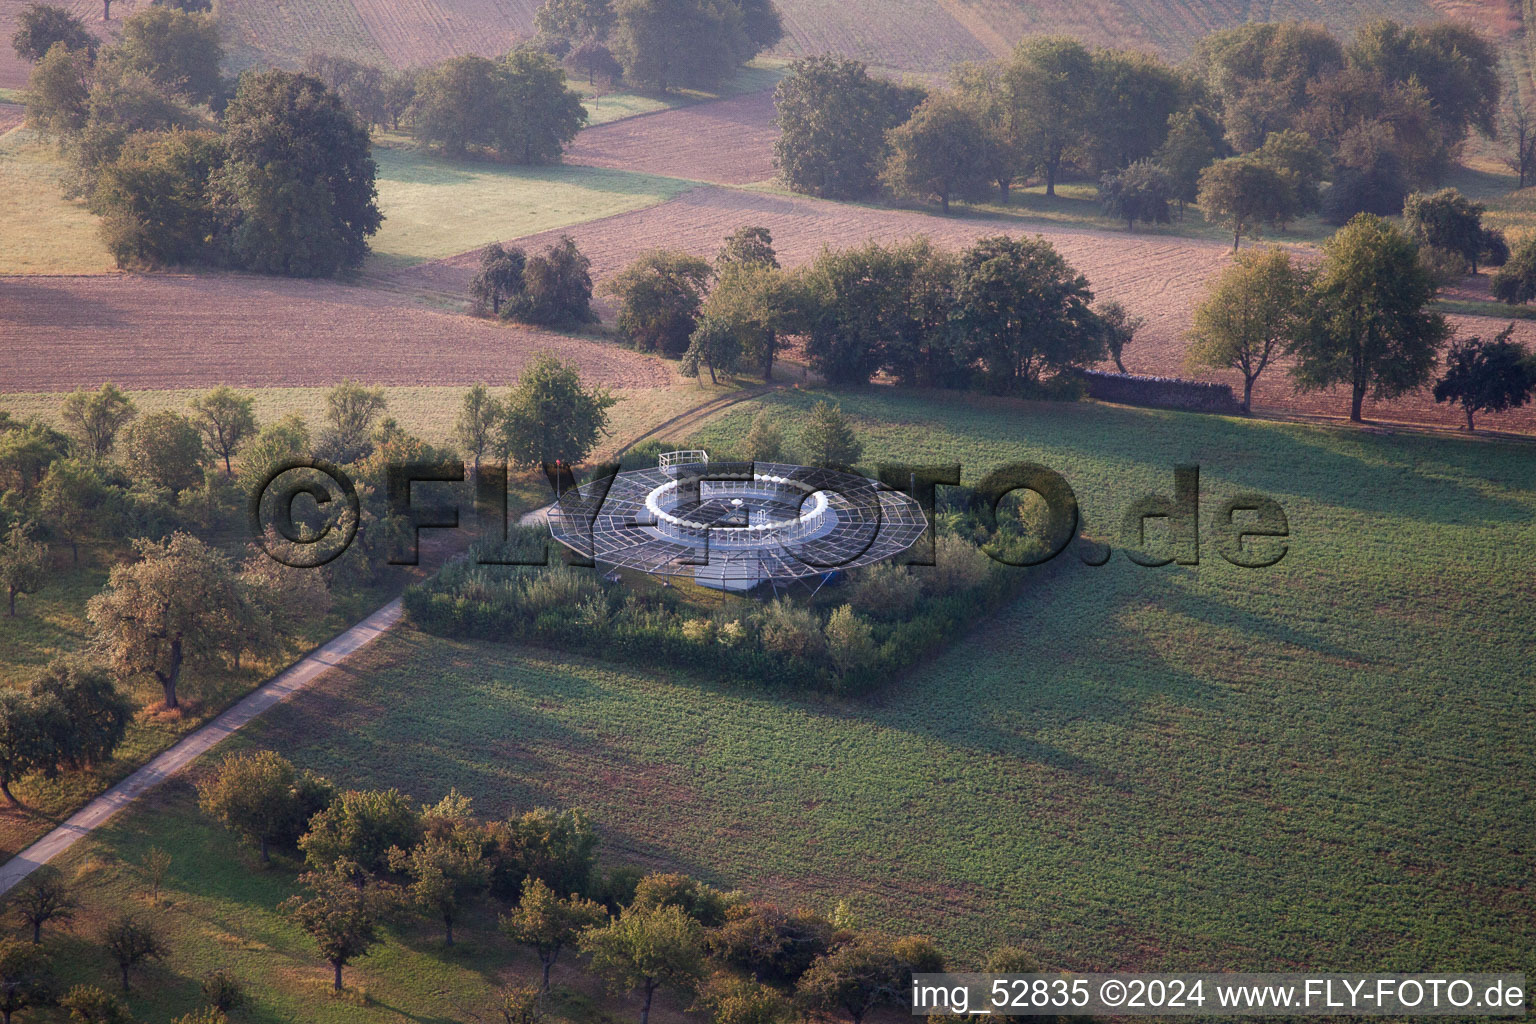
[0,599,404,895]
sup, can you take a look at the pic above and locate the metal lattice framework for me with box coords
[547,455,928,591]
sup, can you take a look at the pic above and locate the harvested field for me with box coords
[0,273,674,391]
[565,89,777,185]
[349,0,534,69]
[0,0,107,89]
[0,102,22,133]
[771,0,988,71]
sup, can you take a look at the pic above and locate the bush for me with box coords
[848,562,919,620]
[758,599,826,659]
[1491,235,1536,304]
[505,235,596,327]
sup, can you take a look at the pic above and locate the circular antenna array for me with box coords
[548,452,928,592]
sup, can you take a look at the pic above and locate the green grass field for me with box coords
[0,127,115,275]
[573,60,785,127]
[366,144,695,269]
[26,389,1532,1023]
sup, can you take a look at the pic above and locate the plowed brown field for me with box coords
[0,0,109,89]
[0,273,672,390]
[565,90,777,185]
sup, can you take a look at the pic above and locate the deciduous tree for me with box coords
[112,5,222,104]
[28,660,131,771]
[1433,326,1536,430]
[498,356,615,468]
[794,934,943,1024]
[388,824,490,946]
[187,387,257,475]
[281,869,394,991]
[1003,36,1092,197]
[198,749,334,862]
[1186,246,1307,412]
[300,788,421,878]
[582,904,706,1024]
[102,916,164,992]
[60,384,136,457]
[12,3,95,61]
[0,939,53,1024]
[882,93,991,214]
[12,868,76,945]
[606,250,712,355]
[1196,157,1293,250]
[501,877,608,990]
[121,409,207,492]
[1098,159,1171,231]
[0,525,47,619]
[772,56,924,199]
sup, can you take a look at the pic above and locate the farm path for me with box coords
[0,598,403,897]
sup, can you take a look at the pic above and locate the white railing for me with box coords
[643,471,831,546]
[659,450,709,470]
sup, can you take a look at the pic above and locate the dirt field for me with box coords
[0,273,673,391]
[0,103,23,133]
[564,89,778,185]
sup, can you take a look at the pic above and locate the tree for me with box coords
[697,972,793,1024]
[795,934,943,1024]
[60,384,135,457]
[300,788,421,877]
[1095,299,1143,375]
[0,424,68,498]
[564,38,621,86]
[1082,47,1187,172]
[388,828,490,946]
[629,872,731,927]
[1433,326,1536,430]
[1253,129,1326,220]
[823,605,874,676]
[198,749,332,863]
[12,3,95,62]
[410,55,505,154]
[707,901,833,987]
[92,127,225,270]
[59,985,134,1024]
[112,5,222,104]
[610,0,752,93]
[954,235,1102,391]
[0,940,53,1024]
[498,355,615,467]
[454,384,500,475]
[28,660,132,771]
[497,985,547,1024]
[1403,188,1488,273]
[121,410,208,492]
[1196,157,1293,250]
[772,55,924,199]
[1186,246,1306,412]
[1098,159,1171,231]
[511,236,596,326]
[23,42,92,137]
[1289,214,1449,422]
[219,71,382,277]
[0,693,56,807]
[700,263,802,381]
[605,250,712,355]
[13,868,77,944]
[582,905,706,1024]
[1190,22,1343,151]
[187,387,257,475]
[743,412,783,461]
[321,380,387,463]
[471,244,527,316]
[495,49,587,163]
[487,806,601,900]
[142,846,170,905]
[1298,67,1447,198]
[281,869,393,991]
[681,314,741,384]
[1502,95,1535,189]
[102,916,165,992]
[1004,36,1092,197]
[502,877,609,991]
[882,93,991,214]
[1492,235,1536,305]
[1345,19,1499,147]
[535,0,617,44]
[1155,109,1216,216]
[716,226,777,270]
[87,533,247,710]
[303,52,388,127]
[798,402,861,469]
[0,525,47,618]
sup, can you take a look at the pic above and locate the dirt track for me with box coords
[0,273,672,391]
[565,90,778,185]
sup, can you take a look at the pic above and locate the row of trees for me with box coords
[590,225,1140,393]
[191,750,1010,1024]
[772,20,1500,231]
[17,4,382,275]
[1187,215,1535,425]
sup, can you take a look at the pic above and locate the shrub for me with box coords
[849,562,919,620]
[757,599,826,659]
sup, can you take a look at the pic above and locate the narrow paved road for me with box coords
[0,598,403,896]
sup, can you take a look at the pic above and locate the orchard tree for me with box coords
[681,313,741,384]
[954,234,1102,391]
[0,424,67,498]
[716,225,777,270]
[1155,109,1217,217]
[1433,326,1536,431]
[471,243,527,315]
[798,402,862,469]
[1492,235,1536,305]
[1197,157,1293,250]
[281,869,393,991]
[1402,188,1488,273]
[28,660,132,770]
[0,524,47,618]
[795,934,943,1024]
[513,236,596,326]
[87,533,247,710]
[219,70,382,277]
[0,939,54,1023]
[388,828,490,946]
[188,387,257,475]
[488,807,600,901]
[1003,36,1092,197]
[698,973,793,1024]
[1289,214,1449,422]
[321,380,387,463]
[12,868,77,945]
[701,263,802,380]
[1095,299,1143,374]
[198,749,332,863]
[60,383,136,457]
[1098,159,1171,231]
[0,692,53,805]
[501,877,608,991]
[300,788,421,877]
[708,902,834,987]
[494,49,587,164]
[103,916,165,992]
[882,93,991,214]
[113,5,222,104]
[499,355,616,467]
[11,3,95,61]
[581,905,706,1024]
[454,384,500,474]
[772,56,925,199]
[743,412,783,461]
[605,250,712,355]
[1186,246,1308,412]
[59,986,133,1024]
[121,410,208,492]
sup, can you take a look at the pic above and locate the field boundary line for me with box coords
[0,598,404,897]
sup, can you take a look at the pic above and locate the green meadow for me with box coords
[29,390,1534,1022]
